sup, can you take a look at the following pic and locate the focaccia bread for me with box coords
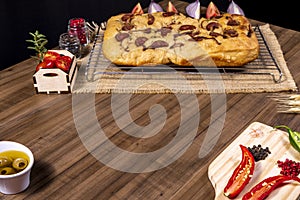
[102,12,259,67]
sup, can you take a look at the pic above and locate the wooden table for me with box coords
[1,1,300,199]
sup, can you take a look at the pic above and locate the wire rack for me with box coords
[85,26,283,83]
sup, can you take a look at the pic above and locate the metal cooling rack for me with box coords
[85,25,283,83]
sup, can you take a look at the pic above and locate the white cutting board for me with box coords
[208,122,300,200]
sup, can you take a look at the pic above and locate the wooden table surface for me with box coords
[1,1,300,199]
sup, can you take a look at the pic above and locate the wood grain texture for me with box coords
[0,1,300,199]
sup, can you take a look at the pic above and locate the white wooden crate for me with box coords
[33,50,78,94]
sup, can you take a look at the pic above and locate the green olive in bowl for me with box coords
[0,167,17,175]
[12,158,28,170]
[0,156,13,168]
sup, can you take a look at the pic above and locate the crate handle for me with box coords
[43,73,59,77]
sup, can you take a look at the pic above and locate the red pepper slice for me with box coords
[242,175,300,200]
[223,144,255,198]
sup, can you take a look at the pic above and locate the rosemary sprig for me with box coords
[26,30,48,62]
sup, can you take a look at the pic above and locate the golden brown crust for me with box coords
[102,12,259,67]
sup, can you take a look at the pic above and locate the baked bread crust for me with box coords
[102,12,259,67]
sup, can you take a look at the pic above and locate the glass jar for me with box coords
[68,18,89,46]
[59,32,81,58]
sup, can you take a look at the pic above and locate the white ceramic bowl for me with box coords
[0,141,34,194]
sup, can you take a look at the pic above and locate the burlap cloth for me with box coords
[72,24,298,94]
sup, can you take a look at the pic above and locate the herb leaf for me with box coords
[26,30,48,62]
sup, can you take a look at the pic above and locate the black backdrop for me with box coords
[1,0,298,70]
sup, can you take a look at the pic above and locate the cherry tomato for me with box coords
[55,55,72,72]
[36,60,55,72]
[206,2,221,19]
[166,1,178,13]
[43,51,60,62]
[131,3,144,14]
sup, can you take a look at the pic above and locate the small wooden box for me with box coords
[33,50,78,94]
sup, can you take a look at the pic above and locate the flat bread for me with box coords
[102,12,259,67]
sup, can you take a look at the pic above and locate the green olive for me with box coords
[0,167,17,175]
[0,156,13,167]
[12,158,28,170]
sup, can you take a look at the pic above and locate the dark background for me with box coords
[1,0,298,70]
